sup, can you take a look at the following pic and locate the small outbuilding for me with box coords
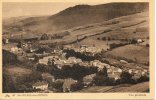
[62,78,77,92]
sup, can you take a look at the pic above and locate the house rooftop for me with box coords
[63,78,77,89]
[83,74,96,82]
[32,81,48,87]
[42,73,54,79]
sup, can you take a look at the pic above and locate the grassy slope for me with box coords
[28,11,149,54]
[3,65,33,93]
[68,11,149,51]
[3,11,149,46]
[105,44,149,64]
[2,49,19,65]
[4,66,32,83]
[77,82,149,93]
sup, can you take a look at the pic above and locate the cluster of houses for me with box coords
[3,40,64,63]
[83,60,123,80]
[32,60,149,92]
[38,55,82,69]
[38,53,123,82]
[32,72,78,92]
[31,48,148,92]
[64,45,102,55]
[128,68,149,80]
[35,47,149,92]
[4,41,36,56]
[2,38,149,92]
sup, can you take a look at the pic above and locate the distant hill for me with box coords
[50,3,148,29]
[3,2,149,35]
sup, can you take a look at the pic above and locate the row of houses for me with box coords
[29,44,149,92]
[32,72,95,92]
[90,60,123,80]
[7,40,64,62]
[33,59,149,92]
[64,45,102,55]
[32,72,77,92]
[79,59,148,81]
[38,55,83,69]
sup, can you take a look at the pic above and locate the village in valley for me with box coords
[2,2,149,93]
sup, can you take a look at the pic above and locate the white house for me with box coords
[30,48,37,52]
[137,39,143,43]
[32,81,48,90]
[28,57,35,60]
[128,69,133,74]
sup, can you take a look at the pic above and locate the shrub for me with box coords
[3,72,16,93]
[107,77,116,86]
[131,39,137,44]
[64,49,95,61]
[111,38,115,40]
[40,33,49,40]
[52,81,63,92]
[71,82,84,91]
[146,44,149,47]
[120,71,133,83]
[93,75,115,86]
[138,75,149,82]
[102,37,106,41]
[97,37,100,40]
[107,37,111,41]
[50,66,64,79]
[109,43,128,49]
[93,75,109,86]
[62,64,97,80]
[36,64,47,72]
[97,67,108,77]
[3,50,19,65]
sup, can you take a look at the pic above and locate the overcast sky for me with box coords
[3,2,107,19]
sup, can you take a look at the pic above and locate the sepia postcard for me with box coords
[0,0,154,100]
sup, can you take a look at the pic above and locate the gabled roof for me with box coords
[32,81,48,87]
[42,73,55,79]
[83,74,96,82]
[63,78,77,89]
